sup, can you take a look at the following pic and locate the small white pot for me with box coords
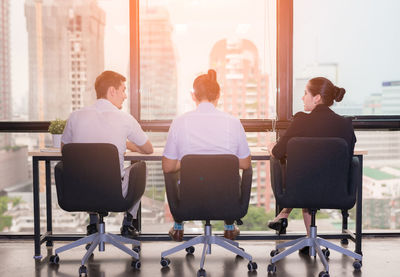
[52,134,62,148]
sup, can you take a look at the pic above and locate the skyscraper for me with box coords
[381,81,400,115]
[139,6,178,225]
[0,0,11,147]
[140,6,177,120]
[24,0,105,121]
[209,39,272,211]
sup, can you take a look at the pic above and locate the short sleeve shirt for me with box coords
[163,102,250,160]
[62,99,148,176]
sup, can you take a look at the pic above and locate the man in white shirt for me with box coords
[163,69,251,241]
[62,70,153,238]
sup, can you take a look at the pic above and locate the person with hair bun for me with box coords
[267,77,356,255]
[163,69,251,242]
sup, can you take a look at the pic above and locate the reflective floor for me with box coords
[0,237,399,277]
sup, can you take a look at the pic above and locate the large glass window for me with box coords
[0,0,129,234]
[138,0,277,233]
[292,0,400,232]
[5,0,129,123]
[293,0,400,116]
[139,0,277,120]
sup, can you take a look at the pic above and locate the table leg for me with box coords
[45,160,53,247]
[33,157,42,260]
[355,155,363,255]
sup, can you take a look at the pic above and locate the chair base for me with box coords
[268,226,362,275]
[50,222,140,267]
[160,223,257,273]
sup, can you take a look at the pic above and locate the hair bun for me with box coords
[334,87,346,102]
[207,69,217,81]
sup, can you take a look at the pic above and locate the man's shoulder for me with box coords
[172,110,195,123]
[68,106,91,119]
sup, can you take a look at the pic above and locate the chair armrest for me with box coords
[347,156,360,205]
[240,166,253,210]
[54,162,65,208]
[164,171,180,214]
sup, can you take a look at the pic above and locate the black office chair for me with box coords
[50,143,146,275]
[267,137,363,277]
[160,154,257,276]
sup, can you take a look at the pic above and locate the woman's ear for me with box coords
[191,92,199,104]
[313,94,322,104]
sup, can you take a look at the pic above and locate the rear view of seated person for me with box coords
[267,76,356,254]
[162,69,251,242]
[61,70,153,238]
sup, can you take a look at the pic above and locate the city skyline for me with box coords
[24,0,106,121]
[7,0,400,120]
[0,0,400,234]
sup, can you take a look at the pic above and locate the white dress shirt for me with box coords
[163,102,250,160]
[62,99,148,176]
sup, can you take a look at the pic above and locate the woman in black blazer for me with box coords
[268,77,356,253]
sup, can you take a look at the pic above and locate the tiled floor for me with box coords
[0,237,399,277]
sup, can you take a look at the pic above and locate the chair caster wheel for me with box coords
[185,246,195,254]
[247,261,257,271]
[131,260,141,269]
[322,248,330,258]
[270,249,279,257]
[197,268,206,277]
[49,254,59,264]
[353,259,362,270]
[267,263,276,273]
[79,265,87,277]
[133,245,141,253]
[160,257,170,268]
[318,271,329,277]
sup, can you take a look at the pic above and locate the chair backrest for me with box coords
[272,137,357,209]
[165,154,252,222]
[54,143,135,213]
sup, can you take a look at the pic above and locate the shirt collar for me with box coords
[196,102,217,112]
[95,99,119,111]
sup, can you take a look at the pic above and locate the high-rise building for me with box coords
[0,0,11,147]
[140,7,177,120]
[24,0,105,121]
[381,81,400,115]
[139,6,178,224]
[209,39,272,211]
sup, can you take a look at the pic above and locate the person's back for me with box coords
[268,77,356,253]
[165,102,248,159]
[162,69,250,241]
[272,78,356,161]
[62,70,153,238]
[64,99,147,175]
[272,104,355,160]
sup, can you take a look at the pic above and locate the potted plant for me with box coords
[48,119,67,148]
